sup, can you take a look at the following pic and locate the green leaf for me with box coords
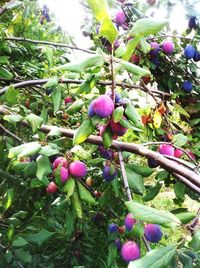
[125,167,144,195]
[66,99,84,115]
[47,126,61,137]
[43,77,58,88]
[139,38,151,53]
[102,127,113,149]
[188,229,200,251]
[99,187,111,208]
[71,191,83,219]
[15,249,32,264]
[126,164,153,177]
[77,181,96,205]
[174,182,186,202]
[86,0,118,43]
[113,106,124,123]
[71,145,91,160]
[107,243,117,267]
[122,36,141,61]
[176,212,195,224]
[3,114,23,123]
[120,60,150,78]
[5,86,18,105]
[125,103,143,128]
[12,236,28,248]
[143,183,162,202]
[0,67,13,79]
[178,252,193,268]
[173,134,187,147]
[125,201,181,228]
[27,229,55,246]
[73,119,95,145]
[3,188,14,211]
[26,114,43,132]
[174,103,190,118]
[36,155,52,180]
[54,54,104,73]
[128,245,176,268]
[8,142,41,159]
[39,144,60,157]
[129,18,168,37]
[63,179,75,200]
[51,88,62,113]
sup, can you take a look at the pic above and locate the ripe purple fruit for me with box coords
[159,144,174,156]
[124,213,136,231]
[103,166,117,181]
[108,223,118,233]
[106,89,121,103]
[60,167,70,183]
[115,11,126,26]
[107,39,120,53]
[193,51,200,62]
[121,241,140,262]
[144,224,163,243]
[183,81,193,93]
[188,16,197,29]
[52,157,68,170]
[64,96,74,104]
[162,41,174,55]
[149,42,160,57]
[98,145,113,160]
[110,118,127,136]
[88,100,96,117]
[93,95,114,118]
[115,239,122,250]
[184,45,196,59]
[69,161,87,178]
[174,149,183,158]
[46,182,57,193]
[148,158,159,168]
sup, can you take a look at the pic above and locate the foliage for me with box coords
[0,0,200,267]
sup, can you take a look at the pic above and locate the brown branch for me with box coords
[0,78,171,99]
[0,0,15,16]
[172,173,200,195]
[5,37,95,54]
[0,123,25,143]
[0,105,199,193]
[147,35,193,41]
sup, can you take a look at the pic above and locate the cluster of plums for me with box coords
[108,213,162,262]
[46,157,87,193]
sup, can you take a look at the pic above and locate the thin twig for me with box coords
[0,123,25,143]
[5,37,95,54]
[118,150,151,251]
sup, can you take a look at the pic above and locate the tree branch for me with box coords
[0,123,25,143]
[5,37,95,54]
[0,105,199,193]
[0,78,171,99]
[0,0,15,16]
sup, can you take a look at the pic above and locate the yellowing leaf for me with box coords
[153,109,162,129]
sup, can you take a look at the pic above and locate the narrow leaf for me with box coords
[26,114,43,132]
[36,155,52,180]
[77,181,97,205]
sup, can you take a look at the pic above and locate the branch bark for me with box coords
[5,37,95,54]
[0,78,170,99]
[0,105,199,194]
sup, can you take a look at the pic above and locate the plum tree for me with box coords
[0,0,200,267]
